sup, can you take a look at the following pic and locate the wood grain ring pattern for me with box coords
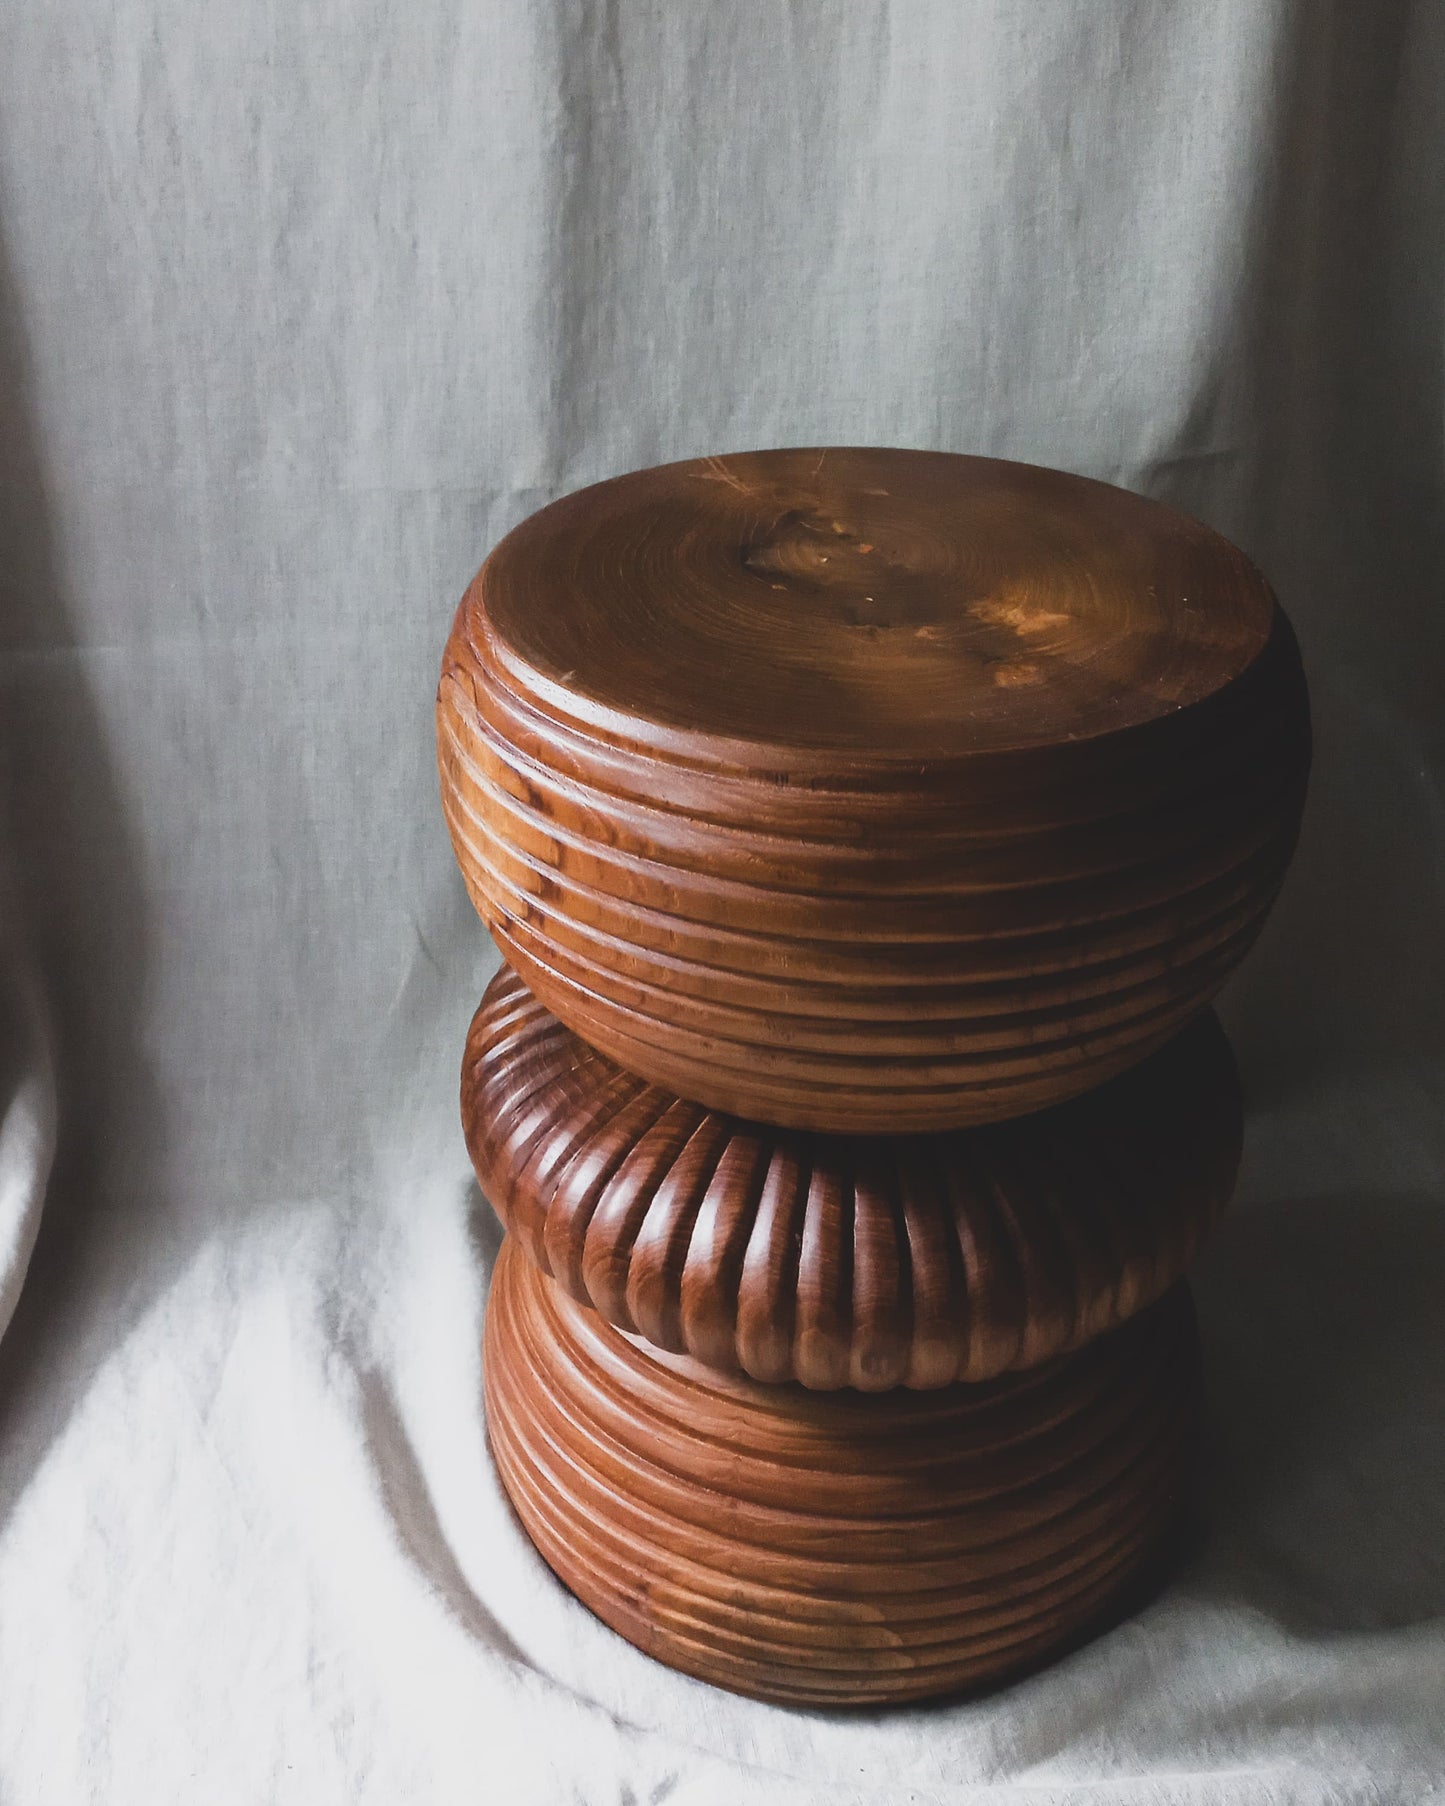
[438,448,1310,1132]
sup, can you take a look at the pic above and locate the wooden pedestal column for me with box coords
[437,447,1310,1705]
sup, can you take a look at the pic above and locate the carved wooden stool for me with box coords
[437,448,1310,1706]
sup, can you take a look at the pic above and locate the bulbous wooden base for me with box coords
[485,1238,1201,1707]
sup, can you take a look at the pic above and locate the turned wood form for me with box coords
[439,447,1308,1133]
[465,964,1239,1391]
[438,447,1310,1707]
[486,1238,1201,1706]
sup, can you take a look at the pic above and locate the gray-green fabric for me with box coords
[0,2,1442,1800]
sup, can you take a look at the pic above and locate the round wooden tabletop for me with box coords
[476,447,1276,761]
[439,449,1309,1132]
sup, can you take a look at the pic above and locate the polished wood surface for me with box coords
[465,963,1240,1390]
[438,449,1309,1707]
[438,448,1310,1132]
[485,1238,1201,1707]
[473,448,1276,754]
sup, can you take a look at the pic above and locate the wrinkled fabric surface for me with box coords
[0,2,1443,1800]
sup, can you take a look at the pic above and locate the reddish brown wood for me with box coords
[438,448,1310,1132]
[465,963,1240,1390]
[485,1238,1201,1707]
[437,449,1309,1708]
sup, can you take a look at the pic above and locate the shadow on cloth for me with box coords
[1183,1,1445,1645]
[1191,1188,1445,1633]
[1207,0,1445,1107]
[0,215,172,1511]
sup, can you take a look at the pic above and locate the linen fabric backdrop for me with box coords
[0,2,1443,1801]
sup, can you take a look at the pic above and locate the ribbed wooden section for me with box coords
[485,1239,1201,1706]
[438,449,1310,1132]
[465,964,1241,1388]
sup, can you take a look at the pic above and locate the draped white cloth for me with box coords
[0,2,1442,1799]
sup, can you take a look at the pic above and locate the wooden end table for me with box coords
[437,447,1310,1706]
